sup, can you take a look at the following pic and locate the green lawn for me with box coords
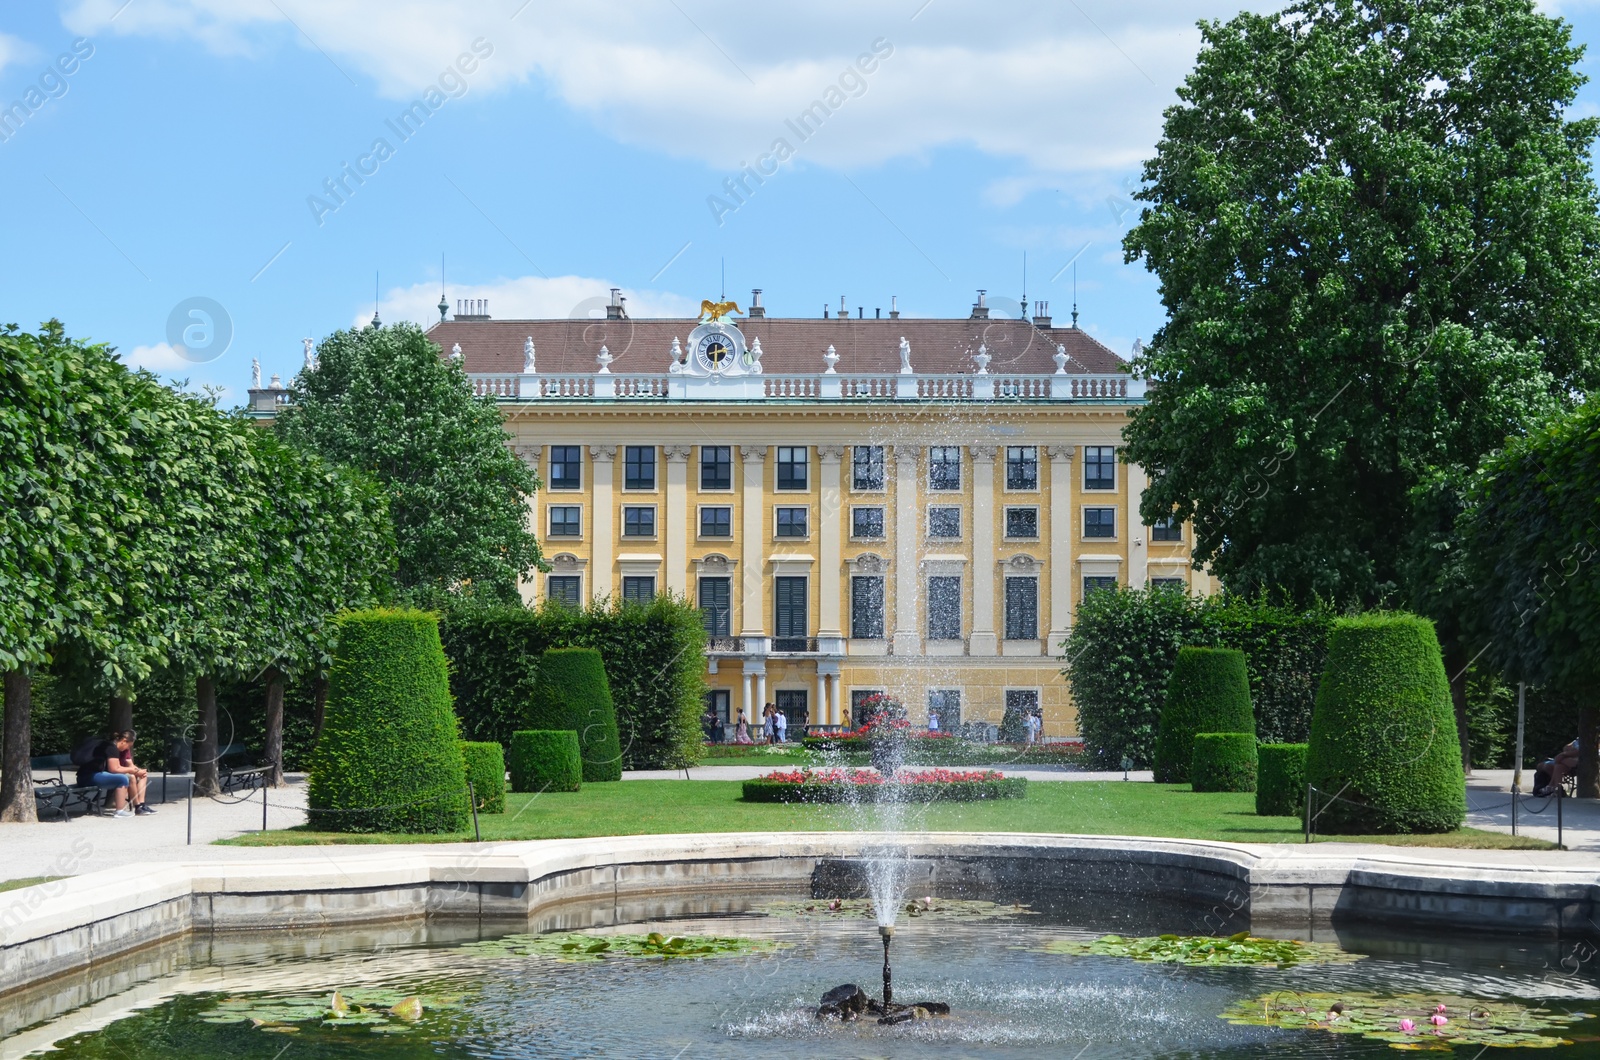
[0,876,65,893]
[221,781,1552,850]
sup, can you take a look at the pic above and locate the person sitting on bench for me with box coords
[1535,737,1580,797]
[73,730,148,817]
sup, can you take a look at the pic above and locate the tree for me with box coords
[276,323,543,603]
[1461,400,1600,796]
[1122,0,1600,763]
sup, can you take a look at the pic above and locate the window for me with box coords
[853,446,885,490]
[705,688,732,727]
[1005,507,1038,539]
[851,688,886,725]
[700,445,732,490]
[1083,576,1119,596]
[929,446,962,491]
[547,575,582,606]
[776,446,808,490]
[1084,507,1116,538]
[775,506,808,538]
[624,445,656,490]
[1151,516,1182,542]
[928,689,962,729]
[1004,576,1038,640]
[548,445,582,490]
[547,505,581,537]
[1005,688,1040,733]
[699,576,731,637]
[774,576,808,647]
[851,576,885,638]
[699,506,732,537]
[623,506,656,537]
[622,576,655,603]
[851,507,885,539]
[1005,446,1038,490]
[928,506,962,539]
[776,689,808,731]
[1084,446,1116,490]
[1151,577,1186,590]
[927,576,962,640]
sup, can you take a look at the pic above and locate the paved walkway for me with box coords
[1463,769,1600,851]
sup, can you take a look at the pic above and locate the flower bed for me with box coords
[741,767,1026,803]
[801,733,1085,768]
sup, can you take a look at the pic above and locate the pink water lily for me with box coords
[1430,1013,1449,1027]
[1398,1019,1416,1033]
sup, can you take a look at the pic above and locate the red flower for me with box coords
[758,768,1006,785]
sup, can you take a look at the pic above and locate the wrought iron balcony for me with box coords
[770,637,819,654]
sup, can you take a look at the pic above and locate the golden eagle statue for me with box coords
[699,299,742,322]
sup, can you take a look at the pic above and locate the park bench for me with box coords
[30,754,108,821]
[219,753,270,794]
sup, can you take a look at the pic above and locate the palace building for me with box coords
[256,289,1212,737]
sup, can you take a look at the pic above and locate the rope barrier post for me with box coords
[1513,682,1526,797]
[186,776,194,846]
[1512,783,1517,837]
[467,780,481,842]
[262,781,268,833]
[1558,788,1563,849]
[1304,784,1313,844]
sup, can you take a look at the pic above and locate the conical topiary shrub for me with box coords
[1305,614,1466,834]
[308,609,468,833]
[1153,647,1254,783]
[527,647,623,782]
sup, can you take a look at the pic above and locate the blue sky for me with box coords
[3,0,1599,402]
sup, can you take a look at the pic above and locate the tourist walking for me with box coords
[773,708,788,744]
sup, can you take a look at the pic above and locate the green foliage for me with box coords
[1190,732,1258,793]
[507,730,581,793]
[1306,614,1466,833]
[460,741,506,813]
[997,704,1030,743]
[1256,743,1307,816]
[306,610,467,833]
[1064,588,1328,768]
[1221,991,1583,1050]
[275,322,542,604]
[1123,0,1600,611]
[1153,647,1253,783]
[459,931,782,962]
[1042,930,1358,968]
[200,987,452,1033]
[439,595,707,769]
[527,648,621,782]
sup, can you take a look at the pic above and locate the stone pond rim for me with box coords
[2,832,1596,1000]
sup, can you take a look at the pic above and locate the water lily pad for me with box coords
[459,930,785,962]
[198,986,458,1035]
[763,897,1034,922]
[1221,990,1586,1050]
[1039,931,1361,968]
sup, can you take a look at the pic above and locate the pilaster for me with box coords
[739,445,767,639]
[1047,445,1075,649]
[663,445,691,596]
[969,445,998,656]
[891,445,920,656]
[817,445,845,638]
[590,445,617,601]
[1127,460,1149,590]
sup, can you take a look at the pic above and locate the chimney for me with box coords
[1032,300,1052,328]
[748,288,765,318]
[456,299,490,321]
[839,295,848,322]
[823,304,830,319]
[889,295,900,320]
[970,289,989,320]
[857,306,863,319]
[606,288,627,320]
[875,307,881,319]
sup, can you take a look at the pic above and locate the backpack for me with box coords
[70,736,104,768]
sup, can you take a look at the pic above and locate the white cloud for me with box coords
[61,0,1272,179]
[119,341,193,372]
[363,274,698,329]
[0,32,33,76]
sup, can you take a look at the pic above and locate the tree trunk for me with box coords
[1443,643,1472,776]
[312,674,329,740]
[194,675,220,796]
[1577,704,1599,800]
[109,692,133,734]
[0,669,37,823]
[264,666,285,788]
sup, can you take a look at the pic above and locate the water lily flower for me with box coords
[1436,1004,1447,1013]
[1399,1019,1416,1033]
[1430,1013,1449,1027]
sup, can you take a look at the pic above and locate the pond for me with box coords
[8,889,1598,1058]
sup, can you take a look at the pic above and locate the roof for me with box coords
[425,317,1130,376]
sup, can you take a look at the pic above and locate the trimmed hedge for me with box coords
[461,741,506,813]
[307,609,467,833]
[528,648,623,782]
[508,729,582,793]
[440,595,708,769]
[1257,743,1307,816]
[742,777,1027,803]
[1153,647,1254,783]
[1305,614,1467,834]
[1191,732,1258,793]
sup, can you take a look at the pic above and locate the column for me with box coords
[664,445,692,596]
[1127,460,1149,590]
[828,673,841,726]
[891,445,920,655]
[590,445,617,601]
[739,446,767,638]
[514,444,542,604]
[817,445,845,638]
[755,671,767,720]
[969,445,998,656]
[1047,445,1075,648]
[741,670,753,726]
[815,670,827,726]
